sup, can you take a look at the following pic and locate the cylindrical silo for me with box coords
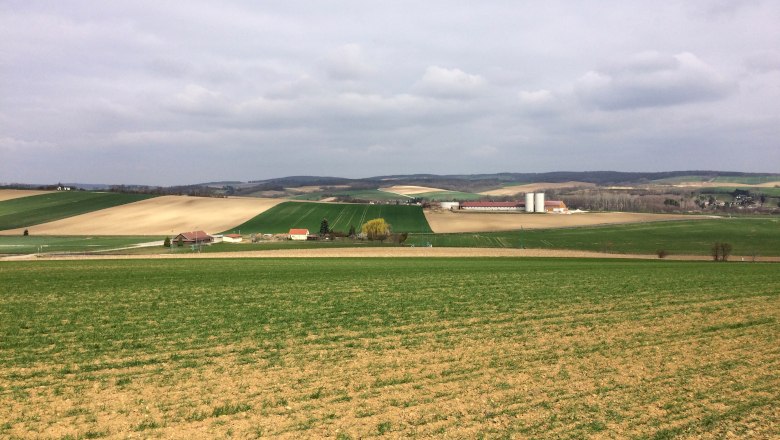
[525,193,534,212]
[534,192,545,213]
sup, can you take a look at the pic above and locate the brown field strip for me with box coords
[378,185,447,195]
[0,189,53,201]
[424,210,706,233]
[0,195,283,236]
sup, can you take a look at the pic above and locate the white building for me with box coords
[288,228,310,240]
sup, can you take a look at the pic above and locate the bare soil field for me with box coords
[1,196,283,236]
[378,185,447,195]
[425,210,705,233]
[0,189,53,201]
[479,181,596,196]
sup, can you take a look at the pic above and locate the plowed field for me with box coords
[424,210,702,233]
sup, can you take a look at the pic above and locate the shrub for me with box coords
[163,237,171,248]
[657,249,668,259]
[23,229,29,236]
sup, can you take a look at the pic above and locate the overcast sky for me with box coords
[2,1,779,185]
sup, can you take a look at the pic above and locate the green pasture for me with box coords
[0,236,159,255]
[0,192,157,230]
[223,201,432,234]
[0,258,777,438]
[407,218,780,256]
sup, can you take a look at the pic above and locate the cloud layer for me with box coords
[1,1,779,185]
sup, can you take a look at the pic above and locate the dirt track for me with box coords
[424,210,707,233]
[4,247,778,262]
[1,195,283,236]
[0,189,53,201]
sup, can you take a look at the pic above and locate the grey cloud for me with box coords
[2,1,779,185]
[745,51,780,72]
[321,44,375,81]
[413,66,487,99]
[575,52,735,110]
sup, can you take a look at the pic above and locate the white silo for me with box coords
[525,193,535,213]
[534,192,545,213]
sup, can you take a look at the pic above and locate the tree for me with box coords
[362,218,390,241]
[23,229,29,236]
[712,242,721,261]
[720,242,733,261]
[712,242,733,261]
[348,225,356,238]
[163,236,171,247]
[319,218,330,236]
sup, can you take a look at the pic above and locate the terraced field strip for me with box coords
[0,192,157,230]
[1,258,777,438]
[408,218,780,256]
[224,201,432,234]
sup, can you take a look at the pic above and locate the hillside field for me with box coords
[225,201,432,234]
[407,218,780,256]
[0,192,157,231]
[1,196,282,236]
[1,258,778,438]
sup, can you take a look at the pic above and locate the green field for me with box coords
[712,175,780,184]
[407,218,780,256]
[0,192,157,230]
[1,258,777,438]
[654,175,780,185]
[224,201,432,234]
[0,236,160,255]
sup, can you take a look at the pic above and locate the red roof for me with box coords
[545,201,566,207]
[288,229,310,235]
[178,230,210,240]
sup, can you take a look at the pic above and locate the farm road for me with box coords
[4,247,779,261]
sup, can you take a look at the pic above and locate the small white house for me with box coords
[289,228,310,241]
[223,234,243,243]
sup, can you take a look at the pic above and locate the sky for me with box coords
[2,1,780,186]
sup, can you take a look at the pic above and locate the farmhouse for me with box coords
[289,228,310,240]
[172,230,213,245]
[223,234,243,243]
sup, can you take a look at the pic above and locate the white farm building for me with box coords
[288,228,310,240]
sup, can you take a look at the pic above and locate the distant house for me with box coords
[223,234,243,243]
[172,230,213,245]
[289,229,310,240]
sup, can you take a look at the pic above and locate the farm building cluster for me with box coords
[440,193,568,213]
